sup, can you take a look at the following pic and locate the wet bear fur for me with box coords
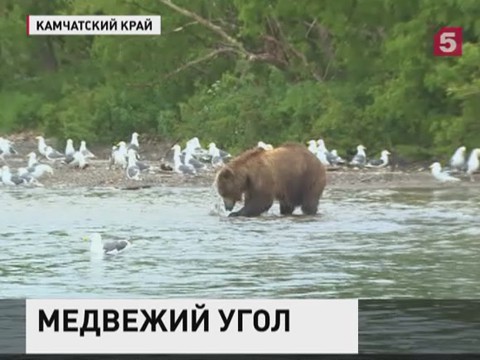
[215,142,327,217]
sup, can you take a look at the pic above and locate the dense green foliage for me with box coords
[0,0,479,158]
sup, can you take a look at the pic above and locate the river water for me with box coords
[2,185,480,353]
[1,185,478,299]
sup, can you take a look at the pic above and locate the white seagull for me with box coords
[0,137,18,164]
[80,140,96,159]
[449,146,467,172]
[1,166,25,186]
[126,149,141,181]
[63,151,88,169]
[172,144,196,175]
[29,164,53,179]
[112,141,128,169]
[257,141,273,150]
[26,152,53,179]
[307,140,318,154]
[315,148,330,166]
[17,167,43,187]
[45,146,65,161]
[208,142,231,163]
[184,137,209,160]
[317,139,336,165]
[186,137,202,151]
[366,150,391,168]
[108,145,117,169]
[65,139,75,157]
[329,149,346,165]
[350,145,367,167]
[128,132,140,152]
[27,152,38,168]
[208,142,224,168]
[430,162,460,183]
[466,148,480,182]
[184,147,206,171]
[84,233,132,256]
[35,136,48,157]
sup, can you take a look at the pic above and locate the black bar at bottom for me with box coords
[0,299,25,354]
[359,300,480,353]
[2,355,480,360]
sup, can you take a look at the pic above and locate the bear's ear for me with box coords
[220,167,234,180]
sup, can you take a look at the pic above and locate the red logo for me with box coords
[433,27,463,57]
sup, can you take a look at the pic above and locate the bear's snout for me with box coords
[223,198,235,211]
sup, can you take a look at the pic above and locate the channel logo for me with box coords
[433,27,463,57]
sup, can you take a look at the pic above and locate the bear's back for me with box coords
[266,143,326,201]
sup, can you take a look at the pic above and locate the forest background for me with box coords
[0,0,479,160]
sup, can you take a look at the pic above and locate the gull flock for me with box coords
[0,133,233,187]
[304,139,479,183]
[0,134,479,187]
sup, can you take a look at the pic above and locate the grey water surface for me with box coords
[0,186,478,299]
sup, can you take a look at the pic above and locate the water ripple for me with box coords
[0,186,478,298]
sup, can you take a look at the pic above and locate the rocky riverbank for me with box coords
[1,133,479,190]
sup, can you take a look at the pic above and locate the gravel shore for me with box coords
[5,156,478,191]
[2,134,479,190]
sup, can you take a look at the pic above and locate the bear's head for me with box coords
[215,166,247,211]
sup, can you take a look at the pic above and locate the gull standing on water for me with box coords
[84,233,132,256]
[466,148,480,182]
[430,162,460,183]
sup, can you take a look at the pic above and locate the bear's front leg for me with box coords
[228,210,243,217]
[228,207,262,217]
[228,194,273,217]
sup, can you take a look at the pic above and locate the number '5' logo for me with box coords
[434,27,463,57]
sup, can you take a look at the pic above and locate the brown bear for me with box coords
[215,142,327,217]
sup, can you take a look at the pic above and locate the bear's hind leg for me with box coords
[280,202,295,215]
[301,199,319,215]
